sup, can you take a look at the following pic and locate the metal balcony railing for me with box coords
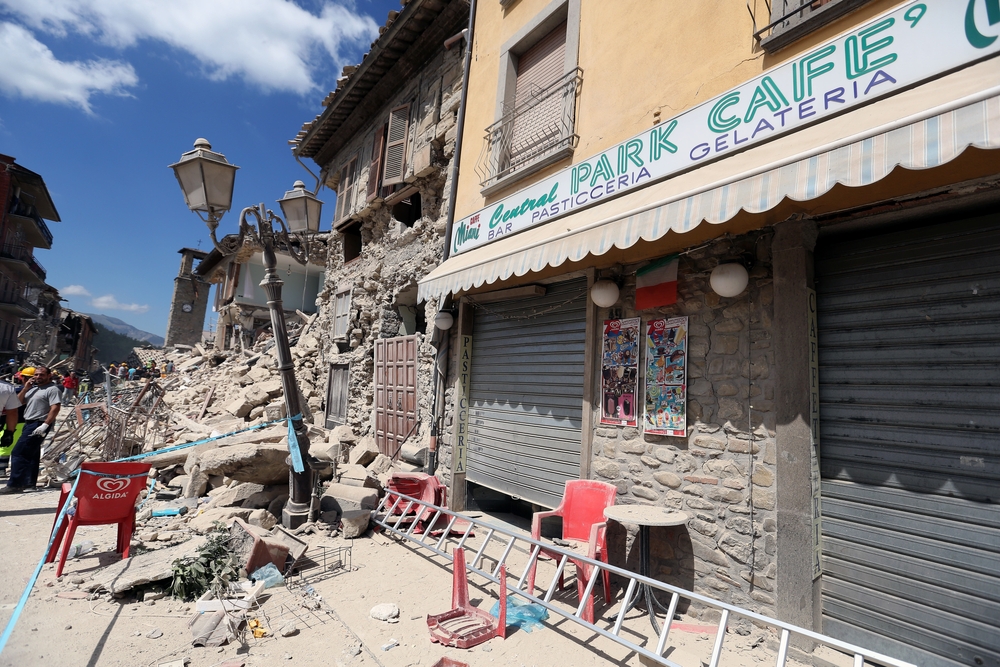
[476,68,583,191]
[8,211,54,248]
[0,243,47,280]
[0,292,39,316]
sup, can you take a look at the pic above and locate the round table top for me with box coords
[604,505,690,527]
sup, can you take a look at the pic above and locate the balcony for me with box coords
[0,292,39,319]
[476,68,583,196]
[7,212,54,250]
[0,243,46,283]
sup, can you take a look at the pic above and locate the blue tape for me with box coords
[286,414,305,474]
[115,418,287,462]
[0,472,81,655]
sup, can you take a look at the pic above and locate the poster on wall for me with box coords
[600,318,640,427]
[644,317,688,436]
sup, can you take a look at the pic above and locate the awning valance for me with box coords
[418,61,1000,302]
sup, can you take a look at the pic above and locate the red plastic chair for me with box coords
[527,480,617,622]
[46,461,151,577]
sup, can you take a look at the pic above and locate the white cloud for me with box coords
[60,284,92,297]
[91,294,149,313]
[0,22,137,112]
[1,0,378,95]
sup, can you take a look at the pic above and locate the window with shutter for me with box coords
[762,0,871,53]
[381,104,410,186]
[367,124,386,201]
[333,287,352,339]
[334,155,358,225]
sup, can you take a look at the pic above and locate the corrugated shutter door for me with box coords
[468,278,587,508]
[816,214,1000,667]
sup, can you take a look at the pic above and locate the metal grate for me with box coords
[475,68,583,190]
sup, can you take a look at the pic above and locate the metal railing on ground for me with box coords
[372,491,918,667]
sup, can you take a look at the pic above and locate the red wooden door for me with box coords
[374,335,418,457]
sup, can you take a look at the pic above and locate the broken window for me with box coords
[391,193,422,228]
[333,287,352,340]
[342,222,362,263]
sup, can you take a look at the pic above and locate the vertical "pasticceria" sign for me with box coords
[454,334,473,475]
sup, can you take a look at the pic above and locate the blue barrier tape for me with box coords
[0,472,81,654]
[286,414,305,474]
[115,417,288,462]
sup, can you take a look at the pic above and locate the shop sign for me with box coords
[452,0,1000,255]
[644,317,688,437]
[601,318,640,427]
[454,334,473,475]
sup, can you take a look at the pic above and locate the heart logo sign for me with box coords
[96,478,129,493]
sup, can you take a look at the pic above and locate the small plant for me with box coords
[170,523,239,600]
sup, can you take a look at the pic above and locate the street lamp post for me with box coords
[170,139,324,529]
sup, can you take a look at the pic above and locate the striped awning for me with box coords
[418,61,1000,302]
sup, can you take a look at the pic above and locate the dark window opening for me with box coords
[342,223,362,262]
[392,193,422,228]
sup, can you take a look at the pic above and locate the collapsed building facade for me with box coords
[291,0,469,456]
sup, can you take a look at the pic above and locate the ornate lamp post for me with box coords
[170,139,324,529]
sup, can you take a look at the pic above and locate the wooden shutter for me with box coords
[333,288,351,339]
[514,22,566,107]
[381,104,410,186]
[324,363,349,428]
[335,156,358,224]
[367,124,386,201]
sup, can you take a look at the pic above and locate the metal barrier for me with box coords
[373,491,918,667]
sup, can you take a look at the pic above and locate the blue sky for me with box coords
[0,0,401,337]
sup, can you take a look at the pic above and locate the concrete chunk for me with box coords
[189,507,252,533]
[348,437,379,466]
[340,510,371,538]
[89,538,207,594]
[198,444,292,485]
[339,464,378,489]
[319,483,377,514]
[207,482,265,508]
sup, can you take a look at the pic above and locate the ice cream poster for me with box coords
[600,318,640,427]
[644,317,688,436]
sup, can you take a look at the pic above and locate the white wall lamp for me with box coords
[591,279,621,308]
[710,259,751,298]
[434,309,456,330]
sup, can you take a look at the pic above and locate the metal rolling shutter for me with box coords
[815,214,1000,667]
[468,278,587,508]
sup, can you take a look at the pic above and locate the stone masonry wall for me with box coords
[310,45,463,459]
[591,231,777,623]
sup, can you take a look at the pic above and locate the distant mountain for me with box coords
[83,313,164,347]
[92,323,149,366]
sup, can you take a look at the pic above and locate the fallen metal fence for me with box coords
[372,491,917,667]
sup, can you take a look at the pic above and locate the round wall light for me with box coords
[434,310,455,331]
[591,280,620,308]
[710,262,749,297]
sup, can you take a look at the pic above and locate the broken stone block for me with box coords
[189,507,253,533]
[198,445,293,485]
[88,537,207,594]
[366,454,396,478]
[167,474,189,489]
[244,386,271,408]
[241,486,286,509]
[340,510,371,538]
[319,483,377,515]
[248,509,278,530]
[348,437,379,467]
[313,439,341,463]
[338,464,378,489]
[184,467,210,498]
[369,603,399,622]
[224,396,253,419]
[332,424,357,447]
[257,379,283,398]
[264,402,287,421]
[399,442,427,467]
[208,482,265,508]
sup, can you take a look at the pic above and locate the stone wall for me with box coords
[310,44,463,455]
[590,231,777,622]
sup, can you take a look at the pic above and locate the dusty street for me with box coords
[0,485,832,667]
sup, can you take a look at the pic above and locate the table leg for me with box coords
[639,525,662,635]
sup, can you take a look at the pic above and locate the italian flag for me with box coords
[635,255,679,310]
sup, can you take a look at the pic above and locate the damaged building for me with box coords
[196,235,326,352]
[290,0,469,456]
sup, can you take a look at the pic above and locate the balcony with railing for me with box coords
[7,200,54,250]
[0,291,39,319]
[475,68,583,195]
[0,243,46,283]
